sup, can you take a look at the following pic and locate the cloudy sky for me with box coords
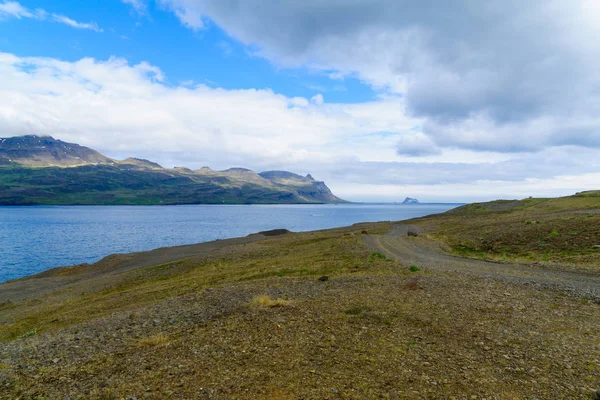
[1,0,599,202]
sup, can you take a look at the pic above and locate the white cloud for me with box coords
[333,172,600,203]
[310,94,324,105]
[157,0,600,156]
[0,1,32,18]
[0,1,102,31]
[50,14,102,32]
[1,52,598,202]
[0,52,418,167]
[396,132,440,157]
[122,0,147,15]
[157,0,203,30]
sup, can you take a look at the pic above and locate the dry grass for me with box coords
[411,194,600,270]
[136,333,170,348]
[0,223,393,341]
[249,295,292,308]
[5,273,600,399]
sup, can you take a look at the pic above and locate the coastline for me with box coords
[2,216,600,398]
[0,203,460,283]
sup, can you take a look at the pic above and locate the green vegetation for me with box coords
[0,136,345,205]
[412,193,600,269]
[368,252,387,262]
[0,164,343,205]
[409,265,421,272]
[20,329,38,338]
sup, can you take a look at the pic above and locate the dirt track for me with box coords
[365,224,600,299]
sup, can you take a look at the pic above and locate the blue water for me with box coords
[0,204,458,283]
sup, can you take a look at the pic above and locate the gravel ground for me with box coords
[365,224,600,300]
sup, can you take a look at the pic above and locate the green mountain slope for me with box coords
[0,136,345,205]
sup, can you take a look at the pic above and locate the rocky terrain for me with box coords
[0,135,344,205]
[402,197,419,204]
[1,194,600,399]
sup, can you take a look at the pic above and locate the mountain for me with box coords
[0,135,113,167]
[402,197,419,204]
[121,158,163,170]
[0,135,345,205]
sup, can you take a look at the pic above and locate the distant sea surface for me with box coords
[0,203,458,283]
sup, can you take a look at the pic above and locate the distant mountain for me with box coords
[0,135,345,205]
[0,135,113,167]
[121,158,163,170]
[402,197,419,204]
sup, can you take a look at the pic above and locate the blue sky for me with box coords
[0,0,375,103]
[1,0,599,202]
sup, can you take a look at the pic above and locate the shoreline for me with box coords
[0,203,461,284]
[2,216,600,398]
[0,222,380,300]
[0,202,463,207]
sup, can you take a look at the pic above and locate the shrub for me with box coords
[409,265,421,272]
[369,252,387,262]
[20,329,38,338]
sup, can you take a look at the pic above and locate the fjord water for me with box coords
[0,203,458,283]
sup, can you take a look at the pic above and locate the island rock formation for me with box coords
[402,197,420,204]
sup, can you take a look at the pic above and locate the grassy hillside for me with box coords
[0,135,345,205]
[410,193,600,269]
[0,164,344,205]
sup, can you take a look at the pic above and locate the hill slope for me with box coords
[1,218,600,398]
[0,135,345,205]
[409,193,600,268]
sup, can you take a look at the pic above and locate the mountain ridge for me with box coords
[0,135,346,205]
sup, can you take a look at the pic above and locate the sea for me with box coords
[0,203,459,283]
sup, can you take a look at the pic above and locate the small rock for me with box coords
[331,388,340,394]
[52,358,60,364]
[318,276,329,282]
[407,231,419,237]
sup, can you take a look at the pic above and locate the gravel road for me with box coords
[365,224,600,300]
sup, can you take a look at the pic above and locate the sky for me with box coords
[0,0,599,202]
